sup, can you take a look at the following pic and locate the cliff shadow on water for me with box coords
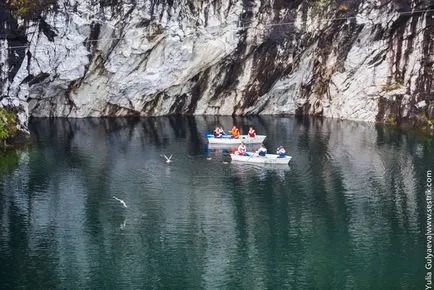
[26,115,434,161]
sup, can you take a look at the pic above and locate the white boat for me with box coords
[207,143,260,150]
[205,134,266,144]
[230,153,291,165]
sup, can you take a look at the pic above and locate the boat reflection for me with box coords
[230,162,291,182]
[231,162,291,171]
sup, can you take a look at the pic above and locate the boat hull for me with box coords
[230,153,291,165]
[206,134,266,144]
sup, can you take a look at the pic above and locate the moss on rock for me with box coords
[0,108,18,148]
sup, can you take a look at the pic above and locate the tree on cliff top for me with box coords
[6,0,55,20]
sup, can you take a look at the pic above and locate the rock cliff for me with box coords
[0,0,433,130]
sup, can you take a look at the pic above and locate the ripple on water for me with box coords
[291,159,313,185]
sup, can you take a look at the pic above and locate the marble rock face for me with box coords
[0,0,432,129]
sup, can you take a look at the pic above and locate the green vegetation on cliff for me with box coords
[6,0,55,19]
[0,108,17,148]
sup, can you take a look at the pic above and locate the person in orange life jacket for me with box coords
[213,127,222,138]
[230,126,240,139]
[256,143,267,156]
[248,127,256,138]
[276,146,286,158]
[237,142,247,155]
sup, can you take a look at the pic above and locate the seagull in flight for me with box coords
[113,196,127,208]
[163,154,172,163]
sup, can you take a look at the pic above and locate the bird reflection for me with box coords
[120,219,127,230]
[165,166,171,176]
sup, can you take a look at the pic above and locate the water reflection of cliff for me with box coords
[210,116,431,288]
[0,116,431,288]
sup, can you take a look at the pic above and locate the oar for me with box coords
[245,150,258,160]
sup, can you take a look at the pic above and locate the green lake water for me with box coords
[0,116,432,289]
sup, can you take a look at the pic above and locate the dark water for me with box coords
[0,116,432,289]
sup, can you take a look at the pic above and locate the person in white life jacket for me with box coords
[276,146,286,158]
[256,143,267,156]
[219,127,227,135]
[237,142,247,156]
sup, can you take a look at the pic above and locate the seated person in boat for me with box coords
[237,142,247,155]
[219,127,227,135]
[276,146,286,158]
[213,127,222,138]
[248,127,256,138]
[230,126,240,139]
[256,143,267,156]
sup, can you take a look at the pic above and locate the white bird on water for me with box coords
[113,196,128,208]
[163,154,172,163]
